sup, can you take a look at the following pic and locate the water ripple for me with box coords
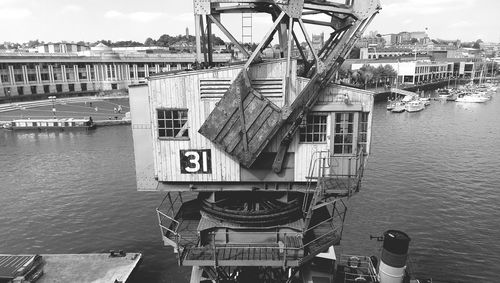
[1,92,500,282]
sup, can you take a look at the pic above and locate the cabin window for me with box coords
[358,112,369,153]
[157,109,189,139]
[299,114,327,143]
[333,113,354,154]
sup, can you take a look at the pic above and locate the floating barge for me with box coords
[0,252,141,283]
[4,118,95,131]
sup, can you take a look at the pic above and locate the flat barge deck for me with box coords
[0,252,142,283]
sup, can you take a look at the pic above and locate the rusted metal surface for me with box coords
[199,70,282,168]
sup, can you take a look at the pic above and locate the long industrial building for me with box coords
[0,43,231,100]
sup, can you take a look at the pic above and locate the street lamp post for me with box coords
[48,96,56,119]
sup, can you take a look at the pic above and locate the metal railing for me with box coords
[156,192,187,249]
[201,231,304,267]
[302,150,334,213]
[302,198,347,252]
[338,255,378,283]
[303,147,366,213]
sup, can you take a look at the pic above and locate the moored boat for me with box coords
[437,88,451,99]
[419,97,431,106]
[391,102,406,113]
[455,93,489,103]
[405,99,425,112]
[5,117,95,131]
[386,100,396,110]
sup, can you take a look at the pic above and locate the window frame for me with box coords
[333,112,355,155]
[358,112,369,154]
[299,113,328,144]
[157,108,190,140]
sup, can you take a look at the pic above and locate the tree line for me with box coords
[337,64,398,89]
[1,34,226,51]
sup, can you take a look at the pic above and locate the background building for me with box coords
[0,44,231,100]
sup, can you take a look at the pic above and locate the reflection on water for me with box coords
[1,91,499,282]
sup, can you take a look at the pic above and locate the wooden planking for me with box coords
[198,60,294,168]
[295,143,329,181]
[199,66,285,168]
[148,60,374,183]
[150,67,243,183]
[297,77,373,110]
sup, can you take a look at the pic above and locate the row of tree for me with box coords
[337,64,398,88]
[1,34,227,50]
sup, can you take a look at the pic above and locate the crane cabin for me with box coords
[130,59,373,191]
[128,0,380,282]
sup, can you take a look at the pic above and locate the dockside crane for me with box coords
[129,0,381,282]
[198,0,381,172]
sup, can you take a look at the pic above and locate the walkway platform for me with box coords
[182,241,303,267]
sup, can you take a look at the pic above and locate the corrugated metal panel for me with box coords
[0,255,34,279]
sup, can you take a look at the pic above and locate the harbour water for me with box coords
[1,90,499,282]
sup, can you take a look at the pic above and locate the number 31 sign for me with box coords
[180,149,212,174]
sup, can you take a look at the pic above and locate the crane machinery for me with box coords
[129,0,394,282]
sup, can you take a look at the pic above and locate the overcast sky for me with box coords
[0,0,498,44]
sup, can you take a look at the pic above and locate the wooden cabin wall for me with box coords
[150,70,240,182]
[147,61,373,184]
[149,60,292,183]
[291,78,374,181]
[129,84,158,191]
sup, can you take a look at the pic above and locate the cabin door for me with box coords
[330,112,357,177]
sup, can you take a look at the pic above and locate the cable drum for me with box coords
[201,195,303,226]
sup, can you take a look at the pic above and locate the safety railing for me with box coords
[302,198,347,250]
[156,192,198,250]
[302,150,334,213]
[338,255,378,283]
[302,147,366,217]
[203,231,304,267]
[156,193,180,244]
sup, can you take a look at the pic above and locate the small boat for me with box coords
[446,93,457,101]
[455,93,489,103]
[391,102,405,113]
[419,97,431,106]
[405,100,425,112]
[386,100,396,110]
[437,88,450,98]
[5,117,96,131]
